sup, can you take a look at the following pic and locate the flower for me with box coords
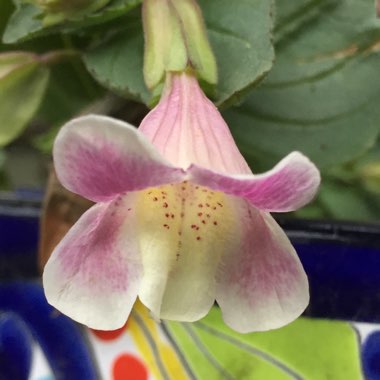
[43,72,320,333]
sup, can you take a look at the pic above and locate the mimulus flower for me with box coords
[43,72,320,333]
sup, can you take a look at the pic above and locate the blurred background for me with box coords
[0,0,379,224]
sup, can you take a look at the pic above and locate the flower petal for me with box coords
[136,183,237,321]
[43,194,142,330]
[216,201,309,333]
[54,114,185,202]
[189,151,320,212]
[139,72,252,174]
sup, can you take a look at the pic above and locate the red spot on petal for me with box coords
[163,202,168,208]
[196,236,201,241]
[113,353,148,380]
[198,212,203,217]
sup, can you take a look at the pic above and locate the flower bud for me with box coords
[359,162,380,194]
[27,0,111,25]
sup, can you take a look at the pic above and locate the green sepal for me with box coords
[143,0,187,89]
[142,0,218,90]
[171,0,217,85]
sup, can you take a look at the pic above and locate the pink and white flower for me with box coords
[43,72,320,333]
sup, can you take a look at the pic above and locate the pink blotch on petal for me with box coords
[54,115,185,203]
[216,202,309,333]
[43,195,142,330]
[189,152,320,212]
[59,202,127,292]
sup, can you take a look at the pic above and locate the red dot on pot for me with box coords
[91,321,128,341]
[113,353,148,380]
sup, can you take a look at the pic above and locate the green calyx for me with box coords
[143,0,217,90]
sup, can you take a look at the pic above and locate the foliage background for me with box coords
[0,0,379,222]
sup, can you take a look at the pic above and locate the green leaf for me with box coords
[293,201,327,219]
[0,0,14,39]
[33,61,104,153]
[0,169,9,190]
[295,141,380,222]
[0,62,49,146]
[318,180,380,222]
[224,0,380,170]
[0,149,5,168]
[2,0,141,44]
[37,61,102,123]
[352,140,380,193]
[274,0,340,44]
[164,308,362,380]
[199,0,274,106]
[2,3,41,44]
[84,0,274,106]
[85,22,151,103]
